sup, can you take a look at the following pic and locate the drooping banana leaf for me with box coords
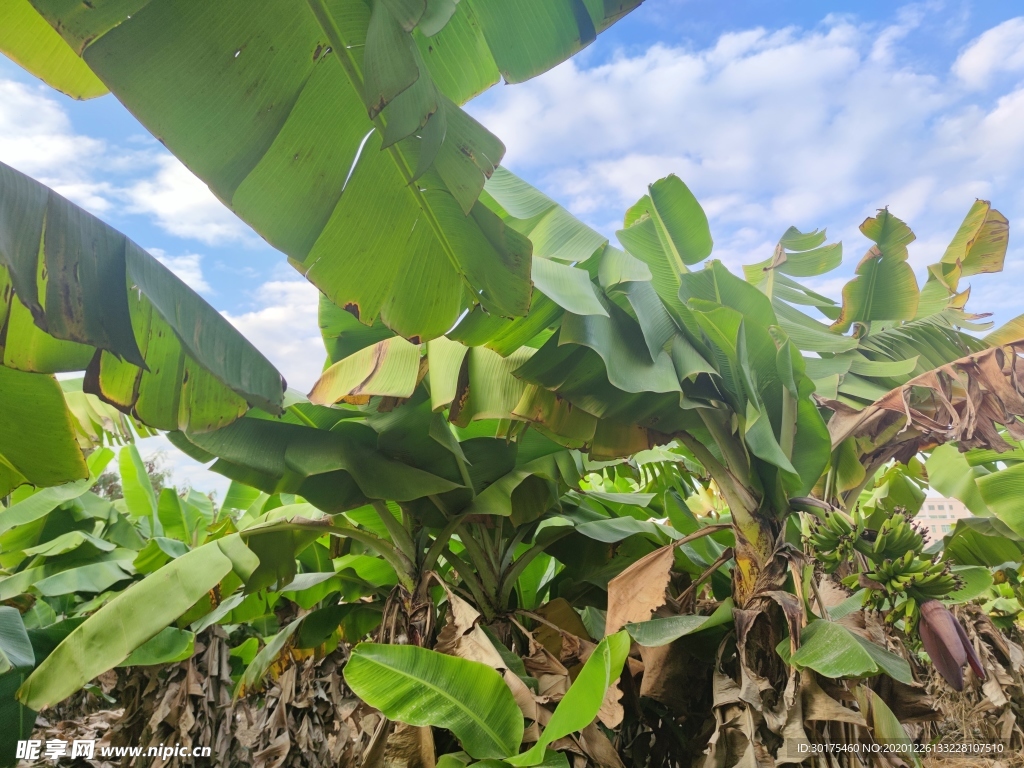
[169,411,463,510]
[7,0,642,341]
[0,161,285,422]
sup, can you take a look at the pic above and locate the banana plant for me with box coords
[3,6,1024,764]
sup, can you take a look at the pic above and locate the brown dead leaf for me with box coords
[504,669,540,723]
[361,718,394,768]
[535,597,593,660]
[434,586,507,670]
[638,637,710,713]
[580,722,626,768]
[524,639,571,700]
[435,587,543,724]
[800,670,866,726]
[597,681,625,729]
[254,731,291,768]
[823,343,1024,464]
[383,723,436,768]
[605,543,675,634]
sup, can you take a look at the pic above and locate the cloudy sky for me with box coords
[2,1,1024,494]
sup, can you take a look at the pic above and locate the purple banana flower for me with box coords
[918,600,985,692]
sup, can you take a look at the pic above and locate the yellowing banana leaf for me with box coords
[319,293,396,364]
[427,336,469,411]
[986,312,1024,346]
[234,619,303,699]
[936,199,1008,290]
[310,336,422,405]
[450,346,536,425]
[0,0,107,99]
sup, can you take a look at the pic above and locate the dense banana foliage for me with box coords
[3,3,1024,767]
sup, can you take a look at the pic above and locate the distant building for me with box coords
[917,497,972,544]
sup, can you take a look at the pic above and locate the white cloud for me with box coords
[0,79,112,213]
[223,280,325,394]
[468,13,1024,292]
[149,249,212,294]
[137,433,230,500]
[124,155,252,244]
[0,77,255,246]
[953,17,1024,88]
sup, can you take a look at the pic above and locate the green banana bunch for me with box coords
[865,553,960,595]
[858,554,964,619]
[802,509,861,572]
[805,505,964,613]
[857,510,924,561]
[803,505,974,674]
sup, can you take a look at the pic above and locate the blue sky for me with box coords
[2,1,1024,493]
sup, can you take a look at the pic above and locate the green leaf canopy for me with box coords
[13,0,641,342]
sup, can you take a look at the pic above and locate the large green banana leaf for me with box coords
[17,533,259,710]
[0,447,111,539]
[345,642,524,759]
[0,607,35,767]
[0,161,285,427]
[7,0,641,342]
[170,410,463,508]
